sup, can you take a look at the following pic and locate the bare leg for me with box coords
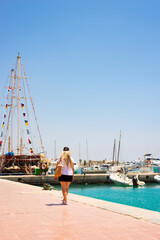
[60,182,67,203]
[66,182,71,195]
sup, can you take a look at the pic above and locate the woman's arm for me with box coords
[71,161,74,181]
[72,162,74,174]
[71,160,74,175]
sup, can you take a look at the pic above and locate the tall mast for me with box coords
[17,53,21,154]
[20,137,23,155]
[112,138,116,165]
[117,130,121,165]
[8,136,11,152]
[11,68,14,152]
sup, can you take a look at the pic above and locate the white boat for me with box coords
[154,175,160,183]
[144,153,160,166]
[110,173,145,187]
[109,165,124,173]
[100,164,109,171]
[91,164,100,170]
[74,162,79,173]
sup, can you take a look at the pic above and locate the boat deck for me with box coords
[0,179,160,240]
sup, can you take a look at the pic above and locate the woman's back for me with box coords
[61,156,74,176]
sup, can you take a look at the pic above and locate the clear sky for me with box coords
[0,0,160,162]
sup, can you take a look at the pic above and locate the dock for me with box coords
[0,172,158,185]
[0,179,160,240]
[0,174,110,185]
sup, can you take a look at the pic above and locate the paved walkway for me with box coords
[0,179,160,240]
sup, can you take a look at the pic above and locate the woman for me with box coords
[55,147,74,205]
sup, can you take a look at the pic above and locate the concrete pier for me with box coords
[0,174,111,185]
[0,172,158,185]
[0,179,160,240]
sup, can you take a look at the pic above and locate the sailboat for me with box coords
[0,53,46,174]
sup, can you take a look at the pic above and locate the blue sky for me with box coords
[0,0,160,162]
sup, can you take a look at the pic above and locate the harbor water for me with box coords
[55,183,160,212]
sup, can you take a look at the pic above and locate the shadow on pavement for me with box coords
[46,203,64,206]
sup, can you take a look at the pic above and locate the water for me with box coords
[55,183,160,212]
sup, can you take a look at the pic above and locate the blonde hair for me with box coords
[60,151,72,168]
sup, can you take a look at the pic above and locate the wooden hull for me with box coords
[0,154,41,174]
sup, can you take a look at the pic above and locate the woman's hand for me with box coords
[54,176,57,181]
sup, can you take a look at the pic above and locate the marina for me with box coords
[1,1,160,239]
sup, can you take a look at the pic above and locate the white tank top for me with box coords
[59,157,74,176]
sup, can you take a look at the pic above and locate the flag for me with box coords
[25,120,28,126]
[28,139,31,144]
[1,132,3,137]
[8,86,11,91]
[30,148,33,153]
[5,104,8,109]
[4,113,6,118]
[21,103,24,108]
[23,112,26,117]
[2,122,4,128]
[0,141,2,146]
[27,129,30,134]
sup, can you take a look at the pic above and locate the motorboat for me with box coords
[154,175,160,183]
[110,173,133,186]
[110,173,145,187]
